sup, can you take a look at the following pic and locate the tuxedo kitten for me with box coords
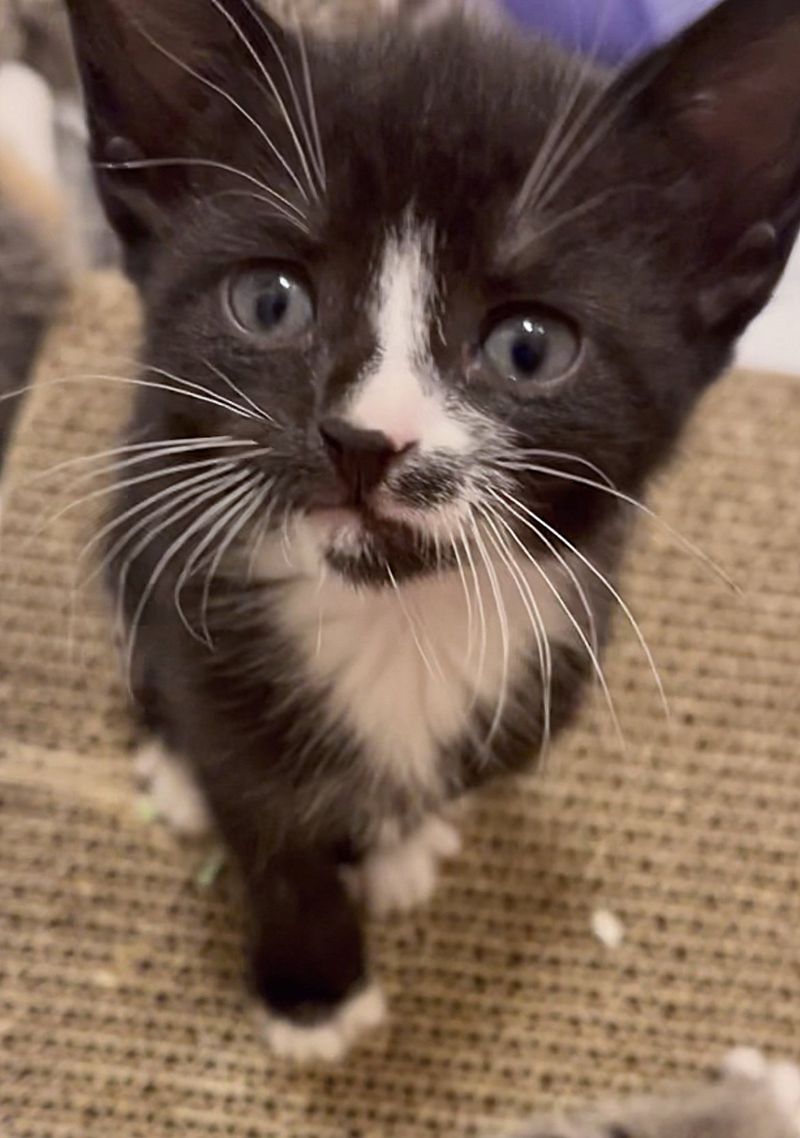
[513,1050,800,1138]
[65,0,800,1059]
[0,62,66,469]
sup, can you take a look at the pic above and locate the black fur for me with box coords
[65,0,800,1035]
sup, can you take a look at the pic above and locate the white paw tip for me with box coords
[134,742,211,838]
[260,984,386,1063]
[342,984,387,1032]
[723,1047,769,1081]
[357,817,461,917]
[364,847,437,917]
[265,1018,347,1063]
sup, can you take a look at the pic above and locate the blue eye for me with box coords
[482,310,580,389]
[226,265,314,341]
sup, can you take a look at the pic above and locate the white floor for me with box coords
[737,243,800,376]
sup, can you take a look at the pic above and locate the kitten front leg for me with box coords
[132,735,384,1061]
[245,847,386,1062]
[204,786,385,1061]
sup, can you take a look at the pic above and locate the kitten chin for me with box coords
[259,508,457,589]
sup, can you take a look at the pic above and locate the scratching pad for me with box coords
[1,273,799,1137]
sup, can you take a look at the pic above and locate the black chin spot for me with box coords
[325,523,456,589]
[392,465,462,509]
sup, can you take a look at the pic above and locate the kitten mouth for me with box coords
[305,504,453,588]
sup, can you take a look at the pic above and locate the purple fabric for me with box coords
[500,0,721,64]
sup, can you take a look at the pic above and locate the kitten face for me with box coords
[67,0,800,591]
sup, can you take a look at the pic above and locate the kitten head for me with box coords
[66,0,800,590]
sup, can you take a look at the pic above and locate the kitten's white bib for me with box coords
[272,540,570,805]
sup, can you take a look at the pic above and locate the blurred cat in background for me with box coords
[0,61,66,471]
[514,1050,800,1138]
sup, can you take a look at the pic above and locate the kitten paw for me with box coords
[723,1049,800,1126]
[351,816,461,917]
[135,741,212,838]
[258,983,386,1063]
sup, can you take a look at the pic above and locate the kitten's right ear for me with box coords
[616,0,800,336]
[64,0,291,276]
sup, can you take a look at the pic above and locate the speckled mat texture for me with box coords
[2,258,799,1137]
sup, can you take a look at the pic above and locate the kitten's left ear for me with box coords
[625,0,800,334]
[65,0,300,276]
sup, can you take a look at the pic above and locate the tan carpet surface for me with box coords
[1,272,799,1137]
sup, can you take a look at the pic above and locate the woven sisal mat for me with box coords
[1,273,799,1137]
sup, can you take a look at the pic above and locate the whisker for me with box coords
[207,0,319,201]
[385,563,443,684]
[203,359,277,426]
[519,0,650,217]
[460,514,489,703]
[97,157,310,231]
[526,182,651,248]
[246,478,280,581]
[477,505,553,761]
[0,370,265,421]
[66,465,246,677]
[123,472,259,683]
[485,495,624,748]
[498,446,618,489]
[31,436,255,484]
[140,363,264,421]
[43,454,264,535]
[452,521,475,661]
[494,459,737,592]
[197,477,269,644]
[58,442,256,499]
[535,53,668,216]
[70,467,248,657]
[469,518,511,743]
[111,470,251,622]
[513,52,591,216]
[79,462,243,585]
[483,479,599,655]
[295,18,326,191]
[17,455,254,578]
[246,0,325,192]
[493,485,669,723]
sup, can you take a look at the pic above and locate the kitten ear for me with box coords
[628,0,800,332]
[64,0,294,274]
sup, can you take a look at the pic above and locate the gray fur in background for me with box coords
[0,201,64,463]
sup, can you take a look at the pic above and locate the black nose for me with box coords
[318,417,399,501]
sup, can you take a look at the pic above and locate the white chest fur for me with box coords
[268,532,574,800]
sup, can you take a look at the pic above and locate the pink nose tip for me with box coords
[318,417,409,501]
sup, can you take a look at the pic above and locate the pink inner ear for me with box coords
[674,20,800,195]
